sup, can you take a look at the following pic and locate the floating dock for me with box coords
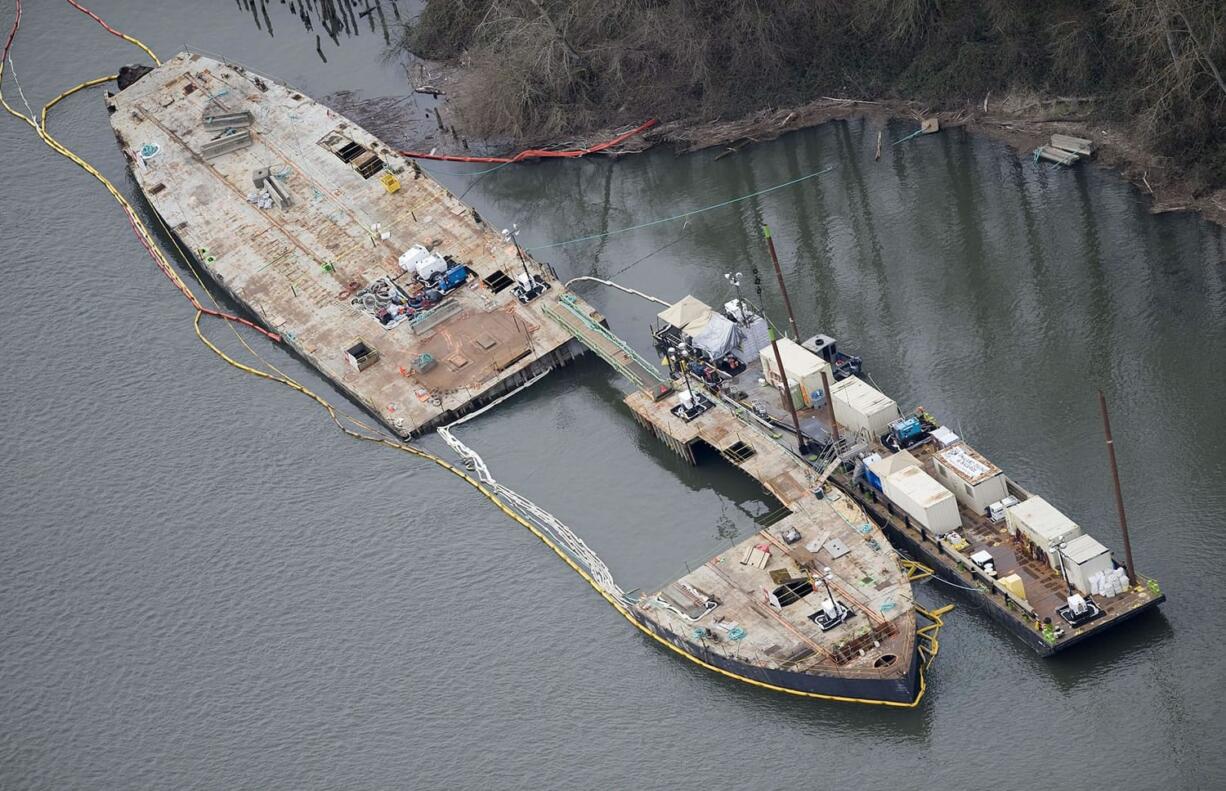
[1034,134,1095,167]
[107,53,589,437]
[836,449,1165,656]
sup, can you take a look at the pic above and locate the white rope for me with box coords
[446,368,552,428]
[437,424,627,599]
[6,57,37,120]
[437,371,627,600]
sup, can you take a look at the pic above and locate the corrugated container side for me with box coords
[882,468,961,532]
[830,377,898,439]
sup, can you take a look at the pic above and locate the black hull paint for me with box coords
[632,611,921,704]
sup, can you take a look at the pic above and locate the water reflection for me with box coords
[441,119,1223,679]
[230,0,406,47]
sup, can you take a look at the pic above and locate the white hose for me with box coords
[563,275,670,307]
[437,371,628,600]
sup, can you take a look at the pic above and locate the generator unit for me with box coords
[436,265,469,294]
[889,416,924,447]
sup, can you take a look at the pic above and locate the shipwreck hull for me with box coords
[632,611,922,704]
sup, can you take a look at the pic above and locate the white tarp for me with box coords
[690,313,741,358]
[724,299,751,323]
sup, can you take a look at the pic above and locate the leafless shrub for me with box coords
[403,0,1225,187]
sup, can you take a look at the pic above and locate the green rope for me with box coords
[892,128,924,146]
[526,165,834,251]
[420,159,518,178]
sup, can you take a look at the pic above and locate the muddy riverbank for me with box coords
[400,79,1226,228]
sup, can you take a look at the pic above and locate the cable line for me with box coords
[526,166,833,251]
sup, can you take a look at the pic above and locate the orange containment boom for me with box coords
[399,118,658,164]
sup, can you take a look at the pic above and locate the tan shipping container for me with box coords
[759,337,832,408]
[1005,496,1083,570]
[882,465,961,533]
[830,376,899,440]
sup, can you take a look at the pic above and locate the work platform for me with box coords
[108,53,590,437]
[700,331,1164,654]
[841,437,1165,655]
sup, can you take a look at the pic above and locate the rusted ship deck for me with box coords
[107,53,587,437]
[622,388,924,701]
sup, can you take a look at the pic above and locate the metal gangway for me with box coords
[542,293,673,400]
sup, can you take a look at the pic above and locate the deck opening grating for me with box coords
[482,269,514,294]
[724,440,756,463]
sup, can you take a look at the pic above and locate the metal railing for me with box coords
[548,293,669,387]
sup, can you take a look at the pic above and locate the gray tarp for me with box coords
[690,312,741,358]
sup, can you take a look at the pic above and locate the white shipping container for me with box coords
[867,449,921,481]
[1005,496,1083,570]
[882,465,961,533]
[830,376,899,440]
[1061,534,1114,595]
[759,337,832,408]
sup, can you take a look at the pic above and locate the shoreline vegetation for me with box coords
[394,1,1225,226]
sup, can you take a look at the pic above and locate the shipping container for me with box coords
[830,376,899,440]
[932,442,1009,514]
[866,450,921,493]
[861,452,883,490]
[759,337,832,408]
[1060,534,1113,595]
[1005,496,1083,570]
[881,465,961,533]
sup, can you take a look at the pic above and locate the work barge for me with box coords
[645,295,1166,657]
[108,53,1159,707]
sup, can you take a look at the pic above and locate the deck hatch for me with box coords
[482,270,514,294]
[336,141,366,163]
[354,152,385,179]
[724,440,756,463]
[769,579,813,607]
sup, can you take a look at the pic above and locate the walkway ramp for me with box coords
[543,293,672,400]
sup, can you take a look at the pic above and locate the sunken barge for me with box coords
[108,54,938,706]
